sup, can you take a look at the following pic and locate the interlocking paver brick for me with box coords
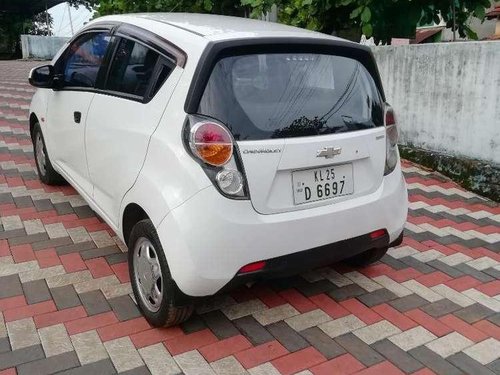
[271,347,326,375]
[0,337,10,353]
[463,289,500,312]
[308,294,349,319]
[447,352,497,375]
[210,356,247,375]
[334,333,385,367]
[50,285,81,310]
[0,62,498,375]
[174,349,215,375]
[201,310,240,339]
[108,295,141,321]
[267,321,310,352]
[462,338,500,365]
[405,309,453,337]
[234,340,288,369]
[38,323,73,357]
[309,353,365,375]
[285,309,331,332]
[431,284,475,307]
[233,315,274,345]
[421,299,462,317]
[70,329,109,365]
[0,345,45,371]
[16,350,80,375]
[65,311,119,335]
[138,343,181,375]
[34,305,87,329]
[425,332,474,358]
[34,248,61,268]
[164,329,218,355]
[6,317,39,350]
[372,339,424,374]
[0,275,22,299]
[438,314,489,342]
[104,336,144,373]
[389,326,437,351]
[199,334,252,362]
[318,314,365,338]
[353,320,401,345]
[300,327,346,360]
[409,346,464,375]
[252,303,299,326]
[454,303,495,323]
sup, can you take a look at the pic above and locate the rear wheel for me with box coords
[32,122,65,185]
[346,247,389,267]
[128,219,194,327]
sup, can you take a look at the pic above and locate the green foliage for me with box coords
[91,0,492,44]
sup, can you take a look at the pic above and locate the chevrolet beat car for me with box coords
[28,13,408,327]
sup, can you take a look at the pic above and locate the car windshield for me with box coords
[198,53,384,140]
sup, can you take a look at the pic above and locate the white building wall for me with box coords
[372,41,500,164]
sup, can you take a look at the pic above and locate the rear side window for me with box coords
[106,38,163,98]
[198,53,384,140]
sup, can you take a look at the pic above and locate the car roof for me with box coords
[96,13,344,42]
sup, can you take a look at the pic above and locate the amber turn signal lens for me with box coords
[191,122,233,166]
[195,143,232,166]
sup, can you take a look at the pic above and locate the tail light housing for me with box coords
[184,115,248,199]
[384,104,399,175]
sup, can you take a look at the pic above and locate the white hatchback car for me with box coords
[29,13,408,326]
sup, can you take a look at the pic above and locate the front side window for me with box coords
[106,38,163,98]
[198,53,384,140]
[62,32,111,88]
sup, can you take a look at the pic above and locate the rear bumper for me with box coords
[157,164,408,297]
[218,230,403,294]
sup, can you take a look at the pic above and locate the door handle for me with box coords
[74,111,81,124]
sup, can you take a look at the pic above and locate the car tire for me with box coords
[346,247,389,267]
[32,122,65,185]
[128,219,194,327]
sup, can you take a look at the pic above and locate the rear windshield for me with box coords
[198,53,384,140]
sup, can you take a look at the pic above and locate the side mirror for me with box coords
[29,65,55,88]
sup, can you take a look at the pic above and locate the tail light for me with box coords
[184,115,248,199]
[190,122,233,166]
[384,104,399,175]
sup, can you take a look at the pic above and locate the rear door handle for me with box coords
[74,111,81,124]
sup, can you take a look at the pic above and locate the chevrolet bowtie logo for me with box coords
[317,146,342,159]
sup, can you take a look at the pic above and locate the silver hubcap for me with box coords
[35,133,47,176]
[133,237,163,313]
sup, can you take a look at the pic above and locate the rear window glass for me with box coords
[198,53,384,140]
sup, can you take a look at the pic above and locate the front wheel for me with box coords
[32,122,65,185]
[128,219,194,327]
[345,247,389,267]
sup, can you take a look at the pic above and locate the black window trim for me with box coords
[184,37,386,114]
[53,21,186,104]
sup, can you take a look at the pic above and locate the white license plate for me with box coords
[292,164,354,205]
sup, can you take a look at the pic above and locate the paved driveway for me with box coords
[0,60,499,375]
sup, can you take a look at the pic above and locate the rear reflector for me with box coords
[370,229,387,239]
[239,261,266,273]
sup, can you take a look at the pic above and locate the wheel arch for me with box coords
[122,203,150,247]
[29,112,39,140]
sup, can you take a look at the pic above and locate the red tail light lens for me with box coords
[239,261,266,273]
[385,107,396,126]
[190,122,233,166]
